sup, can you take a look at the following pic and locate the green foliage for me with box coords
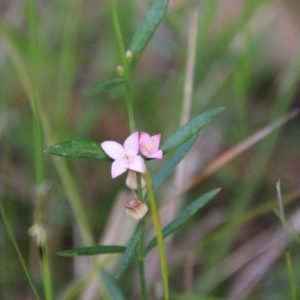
[152,136,197,190]
[162,107,225,154]
[45,107,223,160]
[101,270,125,300]
[44,140,110,160]
[128,0,169,68]
[115,223,144,278]
[146,188,221,253]
[57,245,126,257]
[171,294,222,300]
[0,19,29,59]
[83,78,128,96]
[2,0,299,298]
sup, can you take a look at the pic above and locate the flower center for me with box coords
[123,153,132,163]
[144,143,153,153]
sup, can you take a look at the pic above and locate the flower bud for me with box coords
[126,171,146,190]
[125,49,133,61]
[125,198,148,220]
[116,64,125,76]
[28,223,46,247]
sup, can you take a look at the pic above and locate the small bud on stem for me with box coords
[125,49,133,61]
[125,198,148,220]
[116,64,125,76]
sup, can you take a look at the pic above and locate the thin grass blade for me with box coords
[0,19,29,58]
[0,199,41,300]
[183,109,299,193]
[171,293,222,300]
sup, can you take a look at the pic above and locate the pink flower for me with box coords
[101,132,146,178]
[139,132,163,159]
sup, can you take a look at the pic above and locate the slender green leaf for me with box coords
[0,199,41,300]
[101,270,125,300]
[145,188,221,253]
[152,136,197,190]
[162,107,224,154]
[83,78,128,96]
[0,19,29,59]
[115,223,144,278]
[128,0,169,67]
[57,245,126,257]
[45,139,110,160]
[171,293,222,300]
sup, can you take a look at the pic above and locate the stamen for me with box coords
[145,143,153,152]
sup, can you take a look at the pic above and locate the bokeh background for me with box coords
[1,0,300,299]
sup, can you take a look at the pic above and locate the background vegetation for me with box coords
[0,0,300,299]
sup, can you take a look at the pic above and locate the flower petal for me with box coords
[124,131,139,156]
[128,155,146,173]
[139,132,163,158]
[111,160,128,178]
[101,141,125,160]
[139,132,150,145]
[148,149,163,159]
[150,134,161,151]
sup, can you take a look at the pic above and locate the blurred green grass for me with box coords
[1,0,300,299]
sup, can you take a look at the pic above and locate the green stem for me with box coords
[285,250,297,300]
[27,0,53,298]
[136,173,147,299]
[111,0,135,131]
[276,181,297,300]
[111,0,127,70]
[136,173,144,201]
[125,82,135,132]
[40,241,53,300]
[145,173,169,300]
[0,199,41,300]
[138,220,148,300]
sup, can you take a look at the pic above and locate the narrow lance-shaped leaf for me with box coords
[152,136,197,190]
[128,0,169,68]
[57,245,126,257]
[83,78,128,96]
[145,188,221,253]
[45,139,110,160]
[101,270,125,300]
[115,222,144,278]
[162,107,225,154]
